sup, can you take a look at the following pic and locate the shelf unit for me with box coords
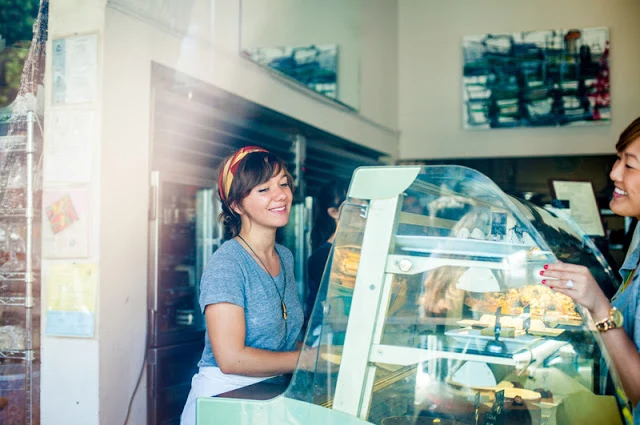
[0,111,41,425]
[327,166,623,424]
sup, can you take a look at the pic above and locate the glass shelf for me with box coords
[0,349,37,360]
[0,296,27,306]
[0,272,38,282]
[0,135,29,152]
[0,111,40,425]
[0,208,40,218]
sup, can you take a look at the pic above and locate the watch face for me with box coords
[612,308,624,327]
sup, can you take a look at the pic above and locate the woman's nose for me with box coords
[273,185,287,200]
[610,160,623,181]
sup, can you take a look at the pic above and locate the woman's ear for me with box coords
[231,201,244,216]
[328,207,340,221]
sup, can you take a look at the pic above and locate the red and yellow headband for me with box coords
[218,146,268,202]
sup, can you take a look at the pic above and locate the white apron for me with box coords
[180,366,272,425]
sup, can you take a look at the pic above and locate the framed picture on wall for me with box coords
[242,44,338,100]
[549,179,605,237]
[462,27,610,130]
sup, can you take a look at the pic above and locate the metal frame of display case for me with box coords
[331,200,556,417]
[0,111,40,425]
[331,167,540,417]
[330,166,618,423]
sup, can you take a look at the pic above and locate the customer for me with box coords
[180,146,303,425]
[306,179,349,327]
[541,117,640,422]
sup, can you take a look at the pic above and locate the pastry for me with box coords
[480,326,516,338]
[534,388,554,402]
[504,395,541,425]
[503,388,541,401]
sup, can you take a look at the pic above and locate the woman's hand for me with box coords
[541,262,611,320]
[544,261,640,407]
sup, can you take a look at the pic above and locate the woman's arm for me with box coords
[206,302,300,377]
[544,262,640,406]
[599,326,640,406]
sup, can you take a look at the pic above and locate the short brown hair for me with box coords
[616,117,640,152]
[217,151,294,238]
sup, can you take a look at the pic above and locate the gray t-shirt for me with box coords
[198,239,303,368]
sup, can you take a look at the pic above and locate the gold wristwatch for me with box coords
[595,307,623,333]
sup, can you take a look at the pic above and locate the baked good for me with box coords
[503,388,541,401]
[503,395,541,425]
[330,246,361,289]
[480,326,516,338]
[465,285,581,322]
[534,388,554,402]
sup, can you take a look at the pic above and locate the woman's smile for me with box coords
[609,137,640,219]
[612,187,628,199]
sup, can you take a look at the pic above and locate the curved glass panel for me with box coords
[286,165,626,425]
[510,198,618,298]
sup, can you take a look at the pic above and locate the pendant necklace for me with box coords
[237,235,287,320]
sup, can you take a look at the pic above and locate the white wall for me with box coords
[240,0,399,131]
[42,2,106,425]
[398,0,640,160]
[241,0,361,110]
[361,0,399,131]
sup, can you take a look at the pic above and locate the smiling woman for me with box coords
[609,118,640,219]
[180,146,303,425]
[543,116,640,424]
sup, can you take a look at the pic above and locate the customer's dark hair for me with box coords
[217,151,294,239]
[616,117,640,152]
[311,179,349,250]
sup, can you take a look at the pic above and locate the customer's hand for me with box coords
[541,261,611,320]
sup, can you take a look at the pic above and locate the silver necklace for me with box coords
[237,235,287,320]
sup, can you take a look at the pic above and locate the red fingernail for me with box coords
[544,264,549,270]
[549,286,554,289]
[539,270,544,276]
[541,280,546,284]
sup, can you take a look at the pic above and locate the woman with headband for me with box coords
[181,146,303,425]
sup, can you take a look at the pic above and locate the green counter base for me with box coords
[196,396,375,425]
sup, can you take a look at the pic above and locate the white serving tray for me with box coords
[445,327,541,353]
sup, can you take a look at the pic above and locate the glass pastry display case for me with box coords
[196,165,630,425]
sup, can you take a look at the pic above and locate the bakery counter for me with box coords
[215,374,292,401]
[195,165,628,425]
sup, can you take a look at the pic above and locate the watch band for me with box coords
[595,317,615,332]
[595,307,622,333]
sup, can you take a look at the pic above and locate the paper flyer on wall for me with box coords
[42,188,91,258]
[551,180,605,237]
[43,110,94,182]
[52,34,98,105]
[45,263,98,338]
